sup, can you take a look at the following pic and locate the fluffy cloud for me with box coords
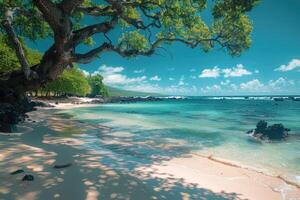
[220,80,231,85]
[240,79,265,91]
[104,74,147,85]
[200,85,221,94]
[95,65,124,76]
[199,66,220,78]
[268,77,294,90]
[169,77,175,81]
[93,65,147,85]
[275,59,300,72]
[150,75,161,81]
[199,64,253,78]
[223,64,252,78]
[178,76,186,86]
[134,69,145,74]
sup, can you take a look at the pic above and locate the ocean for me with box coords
[60,97,300,185]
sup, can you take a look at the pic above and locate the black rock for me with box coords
[53,163,72,169]
[10,169,24,175]
[273,97,284,101]
[22,174,34,181]
[247,120,290,140]
[31,100,54,108]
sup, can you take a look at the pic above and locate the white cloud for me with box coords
[199,66,220,78]
[268,77,294,90]
[169,77,175,81]
[199,64,253,78]
[200,84,221,94]
[230,83,238,91]
[95,65,124,76]
[93,65,147,85]
[220,80,231,85]
[178,76,186,86]
[104,74,147,85]
[254,69,259,73]
[150,75,161,81]
[240,79,264,91]
[275,59,300,72]
[223,64,252,78]
[134,69,145,74]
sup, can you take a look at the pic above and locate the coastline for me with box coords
[1,102,300,200]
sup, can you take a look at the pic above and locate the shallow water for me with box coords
[60,98,300,184]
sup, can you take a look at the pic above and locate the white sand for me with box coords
[0,107,299,200]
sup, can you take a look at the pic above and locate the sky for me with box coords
[30,0,300,96]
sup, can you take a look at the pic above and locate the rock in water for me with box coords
[10,169,24,175]
[247,120,290,140]
[53,163,72,169]
[22,174,34,181]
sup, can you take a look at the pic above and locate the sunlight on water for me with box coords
[61,99,300,184]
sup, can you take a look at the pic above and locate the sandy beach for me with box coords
[0,105,299,200]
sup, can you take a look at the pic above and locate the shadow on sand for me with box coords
[0,110,245,200]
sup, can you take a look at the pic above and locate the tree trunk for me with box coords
[0,48,70,132]
[0,84,36,132]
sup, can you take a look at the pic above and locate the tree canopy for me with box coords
[87,74,109,97]
[0,0,259,92]
[0,34,41,73]
[42,67,91,97]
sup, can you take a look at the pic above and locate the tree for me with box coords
[42,68,91,97]
[0,0,259,132]
[87,74,109,97]
[0,34,42,73]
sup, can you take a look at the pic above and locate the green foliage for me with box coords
[119,31,149,53]
[0,1,52,41]
[43,68,91,97]
[87,74,109,97]
[113,0,258,56]
[0,34,42,73]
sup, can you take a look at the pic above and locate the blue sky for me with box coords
[30,0,300,95]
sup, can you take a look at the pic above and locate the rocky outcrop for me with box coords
[247,120,290,140]
[0,96,36,133]
[107,96,163,103]
[31,100,54,107]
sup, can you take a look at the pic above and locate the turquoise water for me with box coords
[61,98,300,184]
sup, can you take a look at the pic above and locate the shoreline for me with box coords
[1,103,300,200]
[191,152,300,190]
[34,102,300,199]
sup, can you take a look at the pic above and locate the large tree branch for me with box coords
[73,43,112,64]
[59,0,84,15]
[32,0,62,32]
[75,5,115,16]
[2,9,32,80]
[70,17,117,47]
[33,0,72,51]
[73,36,221,64]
